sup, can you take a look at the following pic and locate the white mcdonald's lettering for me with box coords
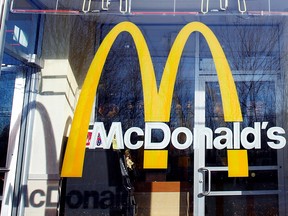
[61,21,243,177]
[87,122,286,150]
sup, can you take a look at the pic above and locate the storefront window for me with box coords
[22,8,288,216]
[79,15,288,215]
[4,0,288,215]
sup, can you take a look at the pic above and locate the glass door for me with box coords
[194,74,285,215]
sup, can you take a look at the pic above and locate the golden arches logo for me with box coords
[61,21,246,177]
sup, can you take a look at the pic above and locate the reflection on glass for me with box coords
[210,170,278,191]
[95,25,196,183]
[205,81,277,166]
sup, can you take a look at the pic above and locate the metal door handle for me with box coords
[199,167,211,196]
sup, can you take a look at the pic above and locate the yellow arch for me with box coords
[161,22,242,122]
[61,21,243,177]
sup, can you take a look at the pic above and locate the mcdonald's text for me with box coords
[87,122,286,150]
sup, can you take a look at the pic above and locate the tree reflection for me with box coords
[203,18,286,166]
[95,26,196,182]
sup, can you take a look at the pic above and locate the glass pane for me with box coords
[200,24,280,72]
[64,21,196,215]
[205,81,277,166]
[5,13,40,58]
[0,71,17,167]
[95,24,196,182]
[206,195,278,216]
[210,170,278,191]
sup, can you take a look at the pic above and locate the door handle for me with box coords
[199,167,211,196]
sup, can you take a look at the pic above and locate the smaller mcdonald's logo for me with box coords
[96,133,102,147]
[61,21,246,178]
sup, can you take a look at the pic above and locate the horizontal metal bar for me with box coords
[130,11,199,15]
[28,174,60,180]
[207,190,279,196]
[205,166,278,171]
[0,167,9,172]
[247,11,288,16]
[11,9,80,14]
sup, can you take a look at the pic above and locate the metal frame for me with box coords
[193,32,205,215]
[195,71,284,215]
[0,0,10,68]
[14,69,39,216]
[8,0,288,15]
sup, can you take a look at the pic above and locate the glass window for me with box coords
[5,13,42,59]
[95,24,196,183]
[58,14,288,216]
[0,70,18,212]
